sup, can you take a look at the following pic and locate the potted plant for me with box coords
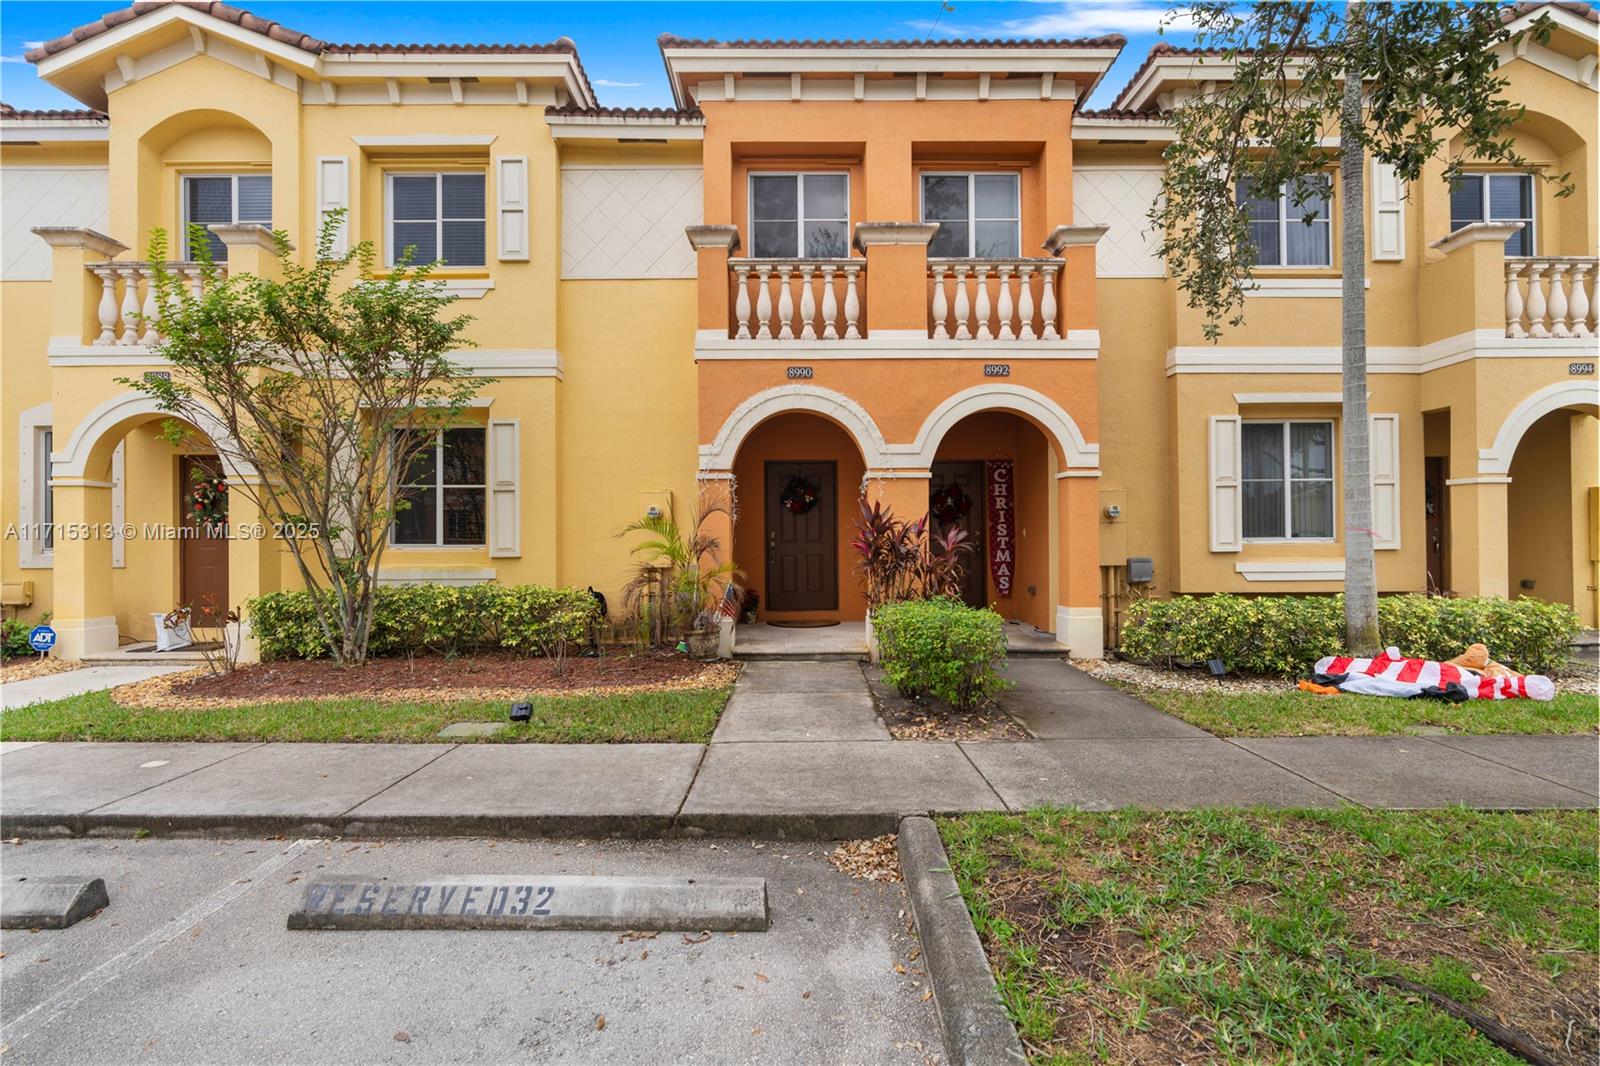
[618,485,742,657]
[740,588,760,625]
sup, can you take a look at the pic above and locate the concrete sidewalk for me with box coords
[2,732,1593,839]
[2,664,194,711]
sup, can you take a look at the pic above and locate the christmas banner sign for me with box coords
[985,458,1014,597]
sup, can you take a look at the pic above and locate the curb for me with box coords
[896,815,1027,1066]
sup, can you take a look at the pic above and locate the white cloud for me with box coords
[907,2,1197,39]
[0,54,29,64]
[23,41,45,49]
[593,78,642,88]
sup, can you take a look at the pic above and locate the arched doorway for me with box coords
[1507,407,1600,625]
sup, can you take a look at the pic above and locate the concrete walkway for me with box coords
[2,664,194,711]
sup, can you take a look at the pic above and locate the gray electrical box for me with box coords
[1126,556,1154,584]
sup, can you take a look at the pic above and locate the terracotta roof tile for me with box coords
[545,104,704,121]
[1075,106,1169,122]
[0,101,108,121]
[658,33,1126,50]
[1503,1,1600,23]
[26,2,326,62]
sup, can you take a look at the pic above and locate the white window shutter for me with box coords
[1209,415,1243,552]
[1370,413,1401,549]
[1370,160,1405,262]
[316,156,350,257]
[488,418,521,558]
[496,156,529,261]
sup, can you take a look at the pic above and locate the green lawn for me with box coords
[0,686,732,744]
[942,808,1598,1065]
[1120,684,1598,736]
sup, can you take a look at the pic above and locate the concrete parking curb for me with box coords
[896,815,1027,1066]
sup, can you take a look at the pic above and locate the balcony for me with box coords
[928,258,1062,341]
[729,257,864,340]
[88,260,216,346]
[1505,256,1596,338]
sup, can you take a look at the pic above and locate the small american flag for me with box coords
[718,583,741,619]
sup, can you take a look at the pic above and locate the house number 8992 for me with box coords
[983,364,1011,377]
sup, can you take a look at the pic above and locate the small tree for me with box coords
[131,214,482,664]
[1153,1,1569,654]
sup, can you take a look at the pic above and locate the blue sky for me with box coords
[1,1,1198,111]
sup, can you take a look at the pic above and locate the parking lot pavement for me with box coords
[0,837,940,1065]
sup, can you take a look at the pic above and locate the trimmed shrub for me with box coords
[874,597,1010,710]
[1119,594,1579,676]
[1,615,45,661]
[249,584,598,661]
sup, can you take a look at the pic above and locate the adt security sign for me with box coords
[27,625,57,654]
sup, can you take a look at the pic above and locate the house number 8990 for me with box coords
[786,366,814,379]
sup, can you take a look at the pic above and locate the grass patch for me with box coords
[0,686,732,744]
[942,807,1598,1064]
[1122,685,1598,737]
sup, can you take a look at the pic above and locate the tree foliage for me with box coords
[128,213,483,664]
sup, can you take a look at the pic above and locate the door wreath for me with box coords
[779,474,820,515]
[930,483,972,524]
[187,469,229,525]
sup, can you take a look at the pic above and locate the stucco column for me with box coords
[854,223,938,336]
[1447,478,1511,599]
[696,473,739,656]
[48,479,119,659]
[31,227,130,345]
[225,484,282,665]
[686,225,740,338]
[1055,473,1104,658]
[212,224,288,278]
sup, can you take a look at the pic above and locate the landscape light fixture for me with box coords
[509,701,532,722]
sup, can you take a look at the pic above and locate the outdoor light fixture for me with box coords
[1207,659,1228,677]
[509,702,532,722]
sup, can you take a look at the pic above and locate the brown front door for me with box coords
[765,461,837,612]
[180,455,229,626]
[1425,456,1449,594]
[930,461,986,608]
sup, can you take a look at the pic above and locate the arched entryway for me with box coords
[1507,406,1600,626]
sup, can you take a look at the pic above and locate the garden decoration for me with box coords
[1306,646,1555,702]
[929,484,972,525]
[984,458,1014,597]
[779,474,820,515]
[186,468,228,525]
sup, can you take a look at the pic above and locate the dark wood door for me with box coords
[1424,457,1449,594]
[180,455,229,626]
[931,461,986,608]
[765,461,837,612]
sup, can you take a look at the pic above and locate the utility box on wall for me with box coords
[1126,557,1155,585]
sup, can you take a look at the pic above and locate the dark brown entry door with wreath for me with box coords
[180,455,230,627]
[765,461,837,612]
[930,461,986,609]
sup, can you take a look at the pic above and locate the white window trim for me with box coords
[1241,418,1337,543]
[746,171,850,259]
[1241,176,1333,268]
[181,172,272,257]
[17,403,52,569]
[1449,171,1535,256]
[384,170,489,268]
[391,427,488,548]
[920,171,1022,259]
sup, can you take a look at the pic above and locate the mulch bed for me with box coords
[0,658,83,684]
[863,670,1031,740]
[112,651,738,710]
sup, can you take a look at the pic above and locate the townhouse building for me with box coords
[2,1,1596,662]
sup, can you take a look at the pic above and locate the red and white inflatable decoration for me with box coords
[1313,647,1555,702]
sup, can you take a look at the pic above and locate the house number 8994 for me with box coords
[1569,362,1595,376]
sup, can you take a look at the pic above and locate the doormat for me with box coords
[764,620,841,629]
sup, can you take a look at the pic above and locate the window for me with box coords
[1449,173,1534,256]
[922,173,1021,258]
[392,427,487,546]
[37,428,53,555]
[388,172,487,267]
[1237,176,1332,267]
[183,174,271,261]
[749,173,849,258]
[1241,420,1335,540]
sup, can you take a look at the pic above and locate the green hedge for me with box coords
[248,584,599,661]
[1118,594,1579,676]
[874,597,1010,710]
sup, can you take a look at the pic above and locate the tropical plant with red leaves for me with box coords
[851,499,973,608]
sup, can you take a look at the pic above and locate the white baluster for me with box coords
[139,267,161,344]
[1568,265,1593,338]
[953,265,972,340]
[93,265,119,346]
[799,265,817,341]
[821,265,839,340]
[972,263,993,341]
[1526,262,1550,337]
[930,263,949,339]
[843,265,862,340]
[1547,264,1572,338]
[1017,264,1037,341]
[1039,263,1060,341]
[755,265,773,340]
[734,264,753,339]
[185,264,205,300]
[776,266,795,340]
[1504,261,1526,337]
[117,265,141,345]
[995,265,1015,341]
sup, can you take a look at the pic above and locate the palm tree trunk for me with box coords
[1340,4,1382,654]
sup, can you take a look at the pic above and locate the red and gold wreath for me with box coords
[187,472,229,525]
[929,484,972,525]
[780,475,820,515]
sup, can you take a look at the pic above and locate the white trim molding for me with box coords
[1233,392,1344,405]
[17,402,53,569]
[1055,605,1104,659]
[897,383,1099,469]
[1477,379,1600,475]
[374,567,497,587]
[53,392,256,480]
[1245,276,1369,298]
[700,384,890,471]
[351,134,498,148]
[1445,476,1514,486]
[1168,330,1595,376]
[1234,561,1346,582]
[453,348,563,379]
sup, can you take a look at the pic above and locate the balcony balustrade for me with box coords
[1504,256,1597,338]
[729,258,864,340]
[86,260,217,346]
[928,258,1062,341]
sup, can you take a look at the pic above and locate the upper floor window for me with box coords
[1449,173,1533,256]
[749,173,849,259]
[388,172,486,267]
[922,173,1021,258]
[1242,420,1335,541]
[392,427,486,547]
[184,174,271,261]
[1237,176,1332,267]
